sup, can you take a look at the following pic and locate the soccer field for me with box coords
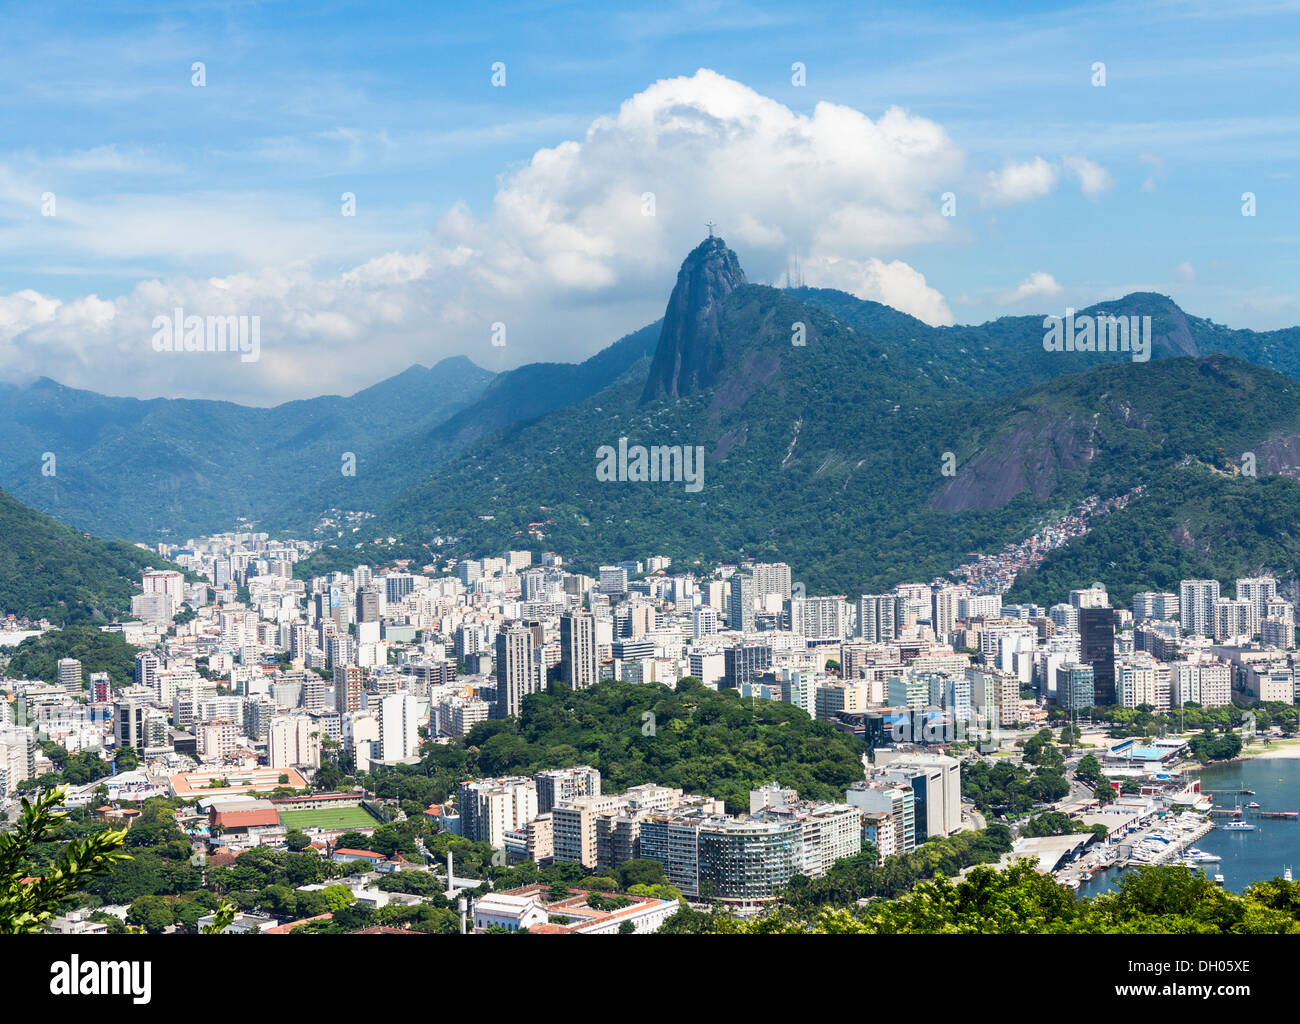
[276,805,379,831]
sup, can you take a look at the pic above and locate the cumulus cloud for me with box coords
[999,271,1063,304]
[1,69,975,403]
[1063,156,1114,199]
[983,157,1058,206]
[805,255,954,325]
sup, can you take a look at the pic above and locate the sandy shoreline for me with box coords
[1243,742,1300,760]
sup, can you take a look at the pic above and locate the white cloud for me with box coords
[999,271,1063,304]
[1063,156,1114,199]
[1173,261,1196,282]
[1,70,976,403]
[805,255,954,326]
[983,157,1058,206]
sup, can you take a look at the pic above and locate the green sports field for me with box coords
[276,805,379,831]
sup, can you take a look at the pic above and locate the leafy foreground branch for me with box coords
[701,862,1300,934]
[0,786,130,934]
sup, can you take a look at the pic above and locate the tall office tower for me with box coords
[1236,577,1277,623]
[857,594,898,643]
[352,564,373,589]
[494,624,536,718]
[560,611,598,690]
[1078,607,1116,704]
[383,572,415,604]
[114,697,149,751]
[378,692,420,762]
[57,658,83,689]
[1055,663,1095,711]
[333,664,364,714]
[751,562,793,603]
[355,585,381,623]
[1179,579,1221,637]
[930,584,968,639]
[728,573,755,632]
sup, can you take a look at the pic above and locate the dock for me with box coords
[1256,811,1299,820]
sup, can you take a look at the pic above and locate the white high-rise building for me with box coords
[931,585,968,639]
[692,606,720,639]
[268,715,319,769]
[1180,579,1221,637]
[1133,592,1179,621]
[750,563,793,603]
[459,777,539,848]
[1236,577,1278,624]
[789,596,850,642]
[1213,597,1256,642]
[1069,584,1110,610]
[57,658,83,689]
[142,569,186,604]
[1116,655,1171,711]
[378,692,420,762]
[495,624,537,717]
[560,611,598,689]
[856,595,897,643]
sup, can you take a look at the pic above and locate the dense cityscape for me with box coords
[6,0,1298,1007]
[5,527,1299,936]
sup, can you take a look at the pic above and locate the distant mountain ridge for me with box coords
[7,235,1300,579]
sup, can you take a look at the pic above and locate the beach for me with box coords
[1244,740,1300,760]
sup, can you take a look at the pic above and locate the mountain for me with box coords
[1005,463,1300,609]
[0,317,666,544]
[642,236,746,402]
[0,487,177,624]
[335,321,663,514]
[794,287,1300,398]
[0,356,496,541]
[342,239,1300,599]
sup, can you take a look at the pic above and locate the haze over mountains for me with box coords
[6,235,1300,617]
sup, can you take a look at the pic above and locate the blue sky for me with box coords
[1,0,1297,403]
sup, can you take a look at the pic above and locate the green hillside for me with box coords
[0,488,179,624]
[1006,463,1300,608]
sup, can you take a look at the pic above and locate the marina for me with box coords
[1079,757,1300,895]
